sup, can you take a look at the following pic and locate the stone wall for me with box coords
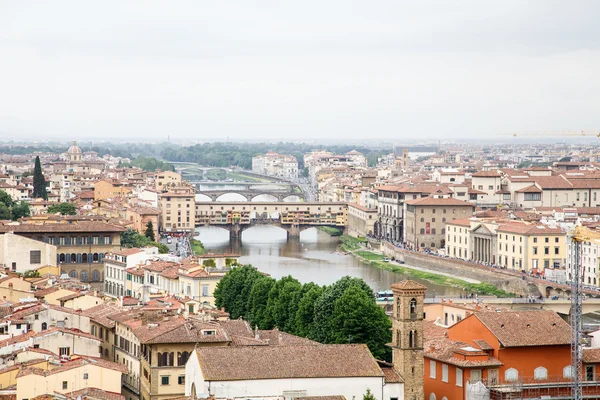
[380,243,540,296]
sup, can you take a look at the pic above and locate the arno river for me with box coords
[194,225,463,297]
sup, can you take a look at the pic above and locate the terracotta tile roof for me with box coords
[257,328,318,346]
[196,344,383,381]
[296,397,346,400]
[33,327,101,342]
[445,218,473,227]
[391,280,427,291]
[17,355,127,378]
[424,320,447,339]
[425,337,504,368]
[33,286,60,298]
[404,197,474,207]
[472,171,502,177]
[133,317,230,345]
[0,221,126,233]
[515,184,542,193]
[56,292,85,302]
[532,176,572,189]
[111,248,144,257]
[473,339,493,351]
[142,260,178,272]
[63,388,125,400]
[496,223,563,235]
[380,366,403,383]
[583,347,600,363]
[83,304,122,328]
[218,319,254,338]
[472,310,571,347]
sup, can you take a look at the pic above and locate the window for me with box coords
[533,237,537,243]
[202,285,209,297]
[59,347,70,356]
[471,369,482,383]
[533,247,538,255]
[178,375,185,385]
[420,228,425,234]
[586,366,595,381]
[161,376,170,385]
[534,366,548,380]
[429,394,436,400]
[555,247,559,255]
[545,237,549,243]
[564,365,575,378]
[62,381,68,390]
[505,368,518,382]
[430,360,437,379]
[442,364,448,382]
[456,368,463,387]
[524,193,541,201]
[83,373,89,380]
[30,250,41,264]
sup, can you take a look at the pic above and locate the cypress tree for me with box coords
[32,156,47,200]
[144,221,155,241]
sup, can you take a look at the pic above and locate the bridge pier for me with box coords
[287,224,301,240]
[229,223,246,240]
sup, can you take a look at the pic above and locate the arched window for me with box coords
[409,330,417,347]
[564,365,575,378]
[71,253,77,263]
[41,322,47,331]
[104,348,109,358]
[432,218,436,222]
[69,270,77,279]
[169,352,174,366]
[80,270,88,282]
[420,218,425,223]
[429,393,436,400]
[442,218,446,222]
[431,242,436,248]
[420,228,425,234]
[410,298,417,314]
[442,397,448,400]
[396,329,401,346]
[505,368,518,382]
[92,253,99,262]
[420,243,425,248]
[534,366,548,380]
[431,229,436,235]
[441,228,445,234]
[82,253,88,263]
[92,270,100,281]
[59,254,66,263]
[178,351,190,366]
[158,352,164,367]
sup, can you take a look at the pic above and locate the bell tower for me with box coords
[391,280,426,400]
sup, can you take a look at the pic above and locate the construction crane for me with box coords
[569,225,600,399]
[498,130,600,138]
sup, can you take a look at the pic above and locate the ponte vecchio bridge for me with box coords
[195,201,348,239]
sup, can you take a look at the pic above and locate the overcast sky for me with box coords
[0,1,599,143]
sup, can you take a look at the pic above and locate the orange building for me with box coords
[424,310,600,399]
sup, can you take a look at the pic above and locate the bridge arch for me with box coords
[251,193,279,202]
[195,193,212,202]
[215,193,249,202]
[282,195,302,202]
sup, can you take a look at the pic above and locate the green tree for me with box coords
[264,276,302,332]
[295,284,324,337]
[0,203,10,220]
[331,285,392,361]
[0,190,12,208]
[32,156,47,200]
[120,228,168,253]
[311,276,374,342]
[213,265,263,319]
[11,201,30,221]
[202,259,216,267]
[47,202,76,215]
[144,221,155,241]
[23,270,40,278]
[246,276,276,328]
[363,389,376,400]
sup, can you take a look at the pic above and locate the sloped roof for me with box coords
[391,280,427,291]
[196,344,383,381]
[515,185,542,193]
[404,197,473,207]
[473,310,571,347]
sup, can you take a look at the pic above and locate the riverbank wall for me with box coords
[379,243,540,296]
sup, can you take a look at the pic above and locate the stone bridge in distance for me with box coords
[194,201,348,239]
[192,182,305,202]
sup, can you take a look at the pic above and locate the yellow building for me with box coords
[93,179,133,201]
[16,355,127,400]
[155,170,182,191]
[496,222,565,272]
[159,185,196,232]
[85,303,121,361]
[0,232,57,274]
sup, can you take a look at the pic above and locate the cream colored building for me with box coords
[159,185,196,232]
[347,203,377,237]
[0,232,57,274]
[93,179,133,201]
[16,355,127,400]
[155,170,182,191]
[496,222,566,272]
[445,218,472,260]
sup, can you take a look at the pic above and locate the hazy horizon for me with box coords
[1,1,599,142]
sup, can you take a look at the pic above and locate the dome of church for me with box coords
[67,141,82,154]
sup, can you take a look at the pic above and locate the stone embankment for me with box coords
[379,243,539,296]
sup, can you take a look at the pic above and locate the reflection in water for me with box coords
[195,226,462,297]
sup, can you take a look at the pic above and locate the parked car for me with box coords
[382,257,390,262]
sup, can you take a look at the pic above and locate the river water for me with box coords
[194,225,462,297]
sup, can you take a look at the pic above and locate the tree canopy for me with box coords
[144,221,155,241]
[214,266,391,361]
[11,201,30,221]
[120,228,168,253]
[120,156,175,172]
[47,202,77,216]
